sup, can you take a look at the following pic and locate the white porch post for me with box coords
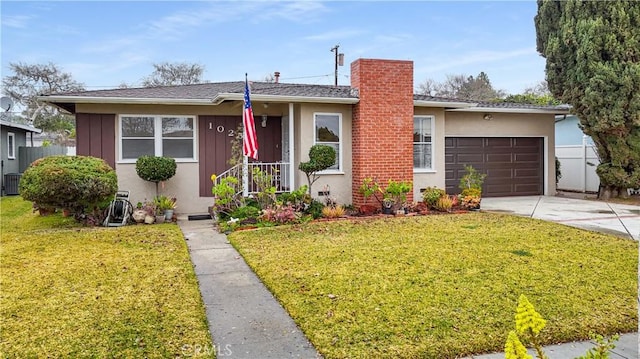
[242,155,249,197]
[288,102,295,193]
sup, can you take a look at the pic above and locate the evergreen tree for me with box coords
[535,0,640,198]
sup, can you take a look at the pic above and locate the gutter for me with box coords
[414,100,476,108]
[211,93,360,105]
[38,95,214,106]
[446,106,571,115]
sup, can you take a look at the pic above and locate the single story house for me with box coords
[0,119,41,195]
[40,58,570,214]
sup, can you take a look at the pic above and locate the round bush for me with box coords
[19,155,118,213]
[135,156,177,183]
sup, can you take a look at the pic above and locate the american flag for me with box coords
[242,75,258,160]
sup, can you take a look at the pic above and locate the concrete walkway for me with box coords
[178,219,320,359]
[481,195,639,240]
[463,333,638,359]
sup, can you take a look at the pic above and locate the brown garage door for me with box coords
[445,137,544,197]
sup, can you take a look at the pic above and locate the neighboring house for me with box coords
[40,58,569,214]
[0,119,41,195]
[554,115,600,192]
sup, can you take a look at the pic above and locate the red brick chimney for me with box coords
[274,71,280,83]
[350,59,414,206]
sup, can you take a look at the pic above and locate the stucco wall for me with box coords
[117,162,213,215]
[444,111,556,195]
[296,103,353,204]
[412,107,446,202]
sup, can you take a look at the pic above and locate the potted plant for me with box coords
[384,179,412,212]
[154,195,176,222]
[382,197,394,215]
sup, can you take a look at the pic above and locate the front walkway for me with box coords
[178,219,321,359]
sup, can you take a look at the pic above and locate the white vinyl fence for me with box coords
[556,141,599,193]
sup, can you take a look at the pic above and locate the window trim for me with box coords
[118,114,197,163]
[413,115,435,172]
[313,112,343,174]
[7,132,15,160]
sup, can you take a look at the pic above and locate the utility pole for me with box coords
[330,45,344,86]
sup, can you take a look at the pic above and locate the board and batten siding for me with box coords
[75,113,116,169]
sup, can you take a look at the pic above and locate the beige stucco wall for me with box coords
[412,107,446,202]
[444,111,556,195]
[296,103,353,204]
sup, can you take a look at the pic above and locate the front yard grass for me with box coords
[229,213,638,358]
[0,196,213,358]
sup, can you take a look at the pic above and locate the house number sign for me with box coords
[210,123,235,137]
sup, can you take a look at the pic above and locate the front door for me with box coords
[199,115,282,197]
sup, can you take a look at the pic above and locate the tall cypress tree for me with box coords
[535,0,640,198]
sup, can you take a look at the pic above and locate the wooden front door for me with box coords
[199,115,282,197]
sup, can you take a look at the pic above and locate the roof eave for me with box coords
[446,106,571,115]
[414,100,477,108]
[38,95,214,106]
[212,93,359,105]
[0,120,42,133]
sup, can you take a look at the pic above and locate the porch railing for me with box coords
[213,162,291,196]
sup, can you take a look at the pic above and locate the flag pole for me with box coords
[242,73,249,197]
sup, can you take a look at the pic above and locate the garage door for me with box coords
[445,137,544,197]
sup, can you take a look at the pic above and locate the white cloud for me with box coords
[2,15,35,29]
[418,47,537,74]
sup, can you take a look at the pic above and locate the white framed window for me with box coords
[314,113,342,172]
[7,132,15,159]
[119,115,196,161]
[413,116,434,170]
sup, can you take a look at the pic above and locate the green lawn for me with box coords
[229,214,638,359]
[0,197,213,358]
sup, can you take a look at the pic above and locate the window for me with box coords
[314,113,341,171]
[7,132,15,159]
[413,116,433,170]
[120,115,195,161]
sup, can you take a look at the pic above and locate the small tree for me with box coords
[298,145,336,195]
[135,156,177,197]
[459,165,487,193]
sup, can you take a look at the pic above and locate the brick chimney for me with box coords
[274,71,280,83]
[350,59,414,206]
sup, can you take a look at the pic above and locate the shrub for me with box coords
[278,185,310,211]
[298,145,336,195]
[252,167,277,209]
[459,164,487,192]
[304,199,325,219]
[359,178,381,205]
[260,204,299,224]
[384,179,412,210]
[230,205,261,221]
[135,156,177,196]
[322,205,345,218]
[211,177,244,221]
[19,155,117,218]
[434,195,454,212]
[422,187,446,208]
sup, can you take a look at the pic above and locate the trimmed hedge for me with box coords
[19,155,117,214]
[135,156,176,183]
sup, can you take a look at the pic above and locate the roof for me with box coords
[0,119,42,133]
[40,81,570,115]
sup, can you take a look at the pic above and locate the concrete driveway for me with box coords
[480,196,639,240]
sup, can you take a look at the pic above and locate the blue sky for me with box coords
[2,1,546,94]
